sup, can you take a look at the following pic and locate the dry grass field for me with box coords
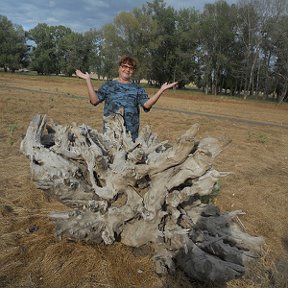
[1,72,288,288]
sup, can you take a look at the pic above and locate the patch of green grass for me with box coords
[8,122,18,134]
[200,180,221,204]
[258,133,268,144]
[247,130,269,144]
[69,94,84,100]
[8,122,18,145]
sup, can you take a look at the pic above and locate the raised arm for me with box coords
[75,69,100,106]
[143,82,178,110]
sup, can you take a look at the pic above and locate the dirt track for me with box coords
[3,81,288,129]
[1,73,288,288]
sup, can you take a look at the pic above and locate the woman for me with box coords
[76,56,177,140]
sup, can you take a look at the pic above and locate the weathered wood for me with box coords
[20,113,264,284]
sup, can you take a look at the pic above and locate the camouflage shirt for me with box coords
[96,80,150,140]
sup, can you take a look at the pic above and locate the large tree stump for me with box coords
[20,112,264,284]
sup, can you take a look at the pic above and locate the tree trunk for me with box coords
[278,80,288,104]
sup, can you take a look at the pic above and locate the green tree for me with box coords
[58,32,84,76]
[270,15,288,102]
[235,0,288,100]
[56,29,101,76]
[29,24,72,74]
[99,23,121,79]
[144,0,178,85]
[199,1,238,95]
[114,9,158,82]
[0,15,27,72]
[174,8,201,88]
[83,29,103,79]
[99,8,158,81]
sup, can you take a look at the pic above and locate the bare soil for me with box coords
[1,73,288,288]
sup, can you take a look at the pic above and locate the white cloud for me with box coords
[48,1,56,8]
[166,0,237,10]
[83,0,109,8]
[1,0,238,32]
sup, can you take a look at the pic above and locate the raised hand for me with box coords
[161,81,178,91]
[75,69,91,80]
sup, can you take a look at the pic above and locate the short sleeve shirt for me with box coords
[96,80,150,140]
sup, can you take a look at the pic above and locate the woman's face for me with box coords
[118,62,135,82]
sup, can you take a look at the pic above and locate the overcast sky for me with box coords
[2,0,237,32]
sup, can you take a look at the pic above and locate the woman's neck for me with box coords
[118,77,131,84]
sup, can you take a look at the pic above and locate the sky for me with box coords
[1,0,237,33]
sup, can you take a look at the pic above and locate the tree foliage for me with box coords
[0,15,27,72]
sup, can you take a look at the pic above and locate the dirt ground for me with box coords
[0,73,288,288]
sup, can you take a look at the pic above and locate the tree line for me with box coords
[1,0,288,102]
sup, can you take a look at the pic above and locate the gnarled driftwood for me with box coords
[20,112,264,284]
